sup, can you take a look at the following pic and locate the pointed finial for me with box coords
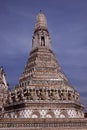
[35,11,47,29]
[40,10,42,13]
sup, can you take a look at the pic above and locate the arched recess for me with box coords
[41,36,45,46]
[46,110,55,118]
[59,110,68,118]
[31,111,40,118]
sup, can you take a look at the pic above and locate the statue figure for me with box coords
[37,89,46,100]
[28,89,35,100]
[48,89,58,100]
[41,36,45,46]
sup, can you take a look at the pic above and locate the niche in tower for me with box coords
[41,36,45,46]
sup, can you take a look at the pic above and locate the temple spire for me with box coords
[32,12,51,50]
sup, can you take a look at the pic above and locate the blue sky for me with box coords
[0,0,87,110]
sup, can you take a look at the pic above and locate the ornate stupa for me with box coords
[3,11,84,119]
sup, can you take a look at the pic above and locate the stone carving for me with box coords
[27,89,35,100]
[37,89,46,100]
[6,87,81,104]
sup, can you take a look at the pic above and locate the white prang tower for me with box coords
[4,11,84,119]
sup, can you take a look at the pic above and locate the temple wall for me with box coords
[0,118,87,130]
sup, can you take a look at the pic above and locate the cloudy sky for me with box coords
[0,0,87,110]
